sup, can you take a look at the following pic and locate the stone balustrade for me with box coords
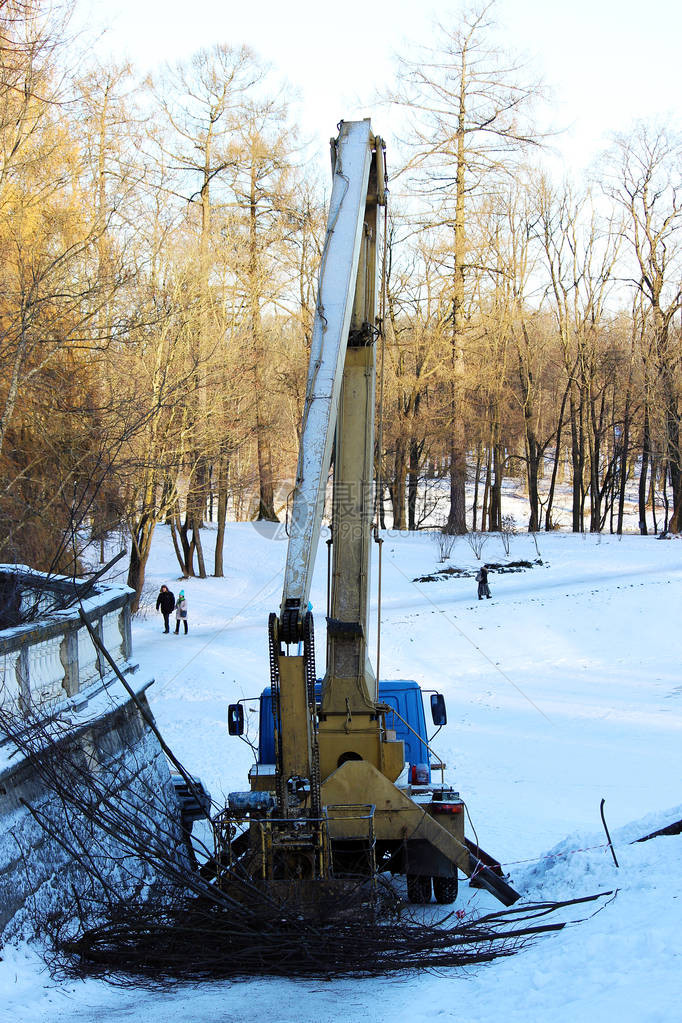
[0,565,134,715]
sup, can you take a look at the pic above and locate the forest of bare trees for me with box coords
[1,1,681,607]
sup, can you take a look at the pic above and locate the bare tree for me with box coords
[605,125,682,531]
[383,215,451,530]
[153,45,265,569]
[536,177,622,531]
[227,96,300,522]
[390,1,544,533]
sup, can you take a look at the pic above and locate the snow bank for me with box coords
[1,524,680,1021]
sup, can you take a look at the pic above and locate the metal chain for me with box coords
[268,613,287,816]
[303,611,321,821]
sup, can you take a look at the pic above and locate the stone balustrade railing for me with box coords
[0,565,134,715]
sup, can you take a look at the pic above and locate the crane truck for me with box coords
[225,120,519,909]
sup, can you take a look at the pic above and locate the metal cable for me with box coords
[375,144,389,685]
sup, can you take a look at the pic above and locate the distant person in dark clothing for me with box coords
[175,590,188,634]
[476,566,491,600]
[156,585,175,633]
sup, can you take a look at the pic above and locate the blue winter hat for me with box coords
[179,590,185,597]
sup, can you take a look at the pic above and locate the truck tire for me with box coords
[433,874,458,904]
[407,874,432,904]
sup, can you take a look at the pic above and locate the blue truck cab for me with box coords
[256,679,444,787]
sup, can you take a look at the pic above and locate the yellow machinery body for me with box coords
[227,121,518,909]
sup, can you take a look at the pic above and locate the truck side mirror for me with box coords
[228,703,244,736]
[430,693,447,727]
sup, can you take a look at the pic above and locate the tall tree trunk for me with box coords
[616,395,631,536]
[169,516,185,573]
[214,448,229,577]
[407,436,422,530]
[471,443,482,532]
[664,376,682,531]
[126,512,155,613]
[481,447,492,532]
[193,519,207,577]
[517,342,541,531]
[526,434,540,533]
[489,439,503,532]
[249,154,278,522]
[255,416,277,521]
[390,438,407,530]
[545,379,570,531]
[445,96,468,536]
[569,393,584,532]
[649,457,659,534]
[207,462,214,523]
[446,433,468,533]
[661,459,669,532]
[638,406,651,535]
[172,511,194,577]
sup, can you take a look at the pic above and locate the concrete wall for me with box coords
[0,692,184,939]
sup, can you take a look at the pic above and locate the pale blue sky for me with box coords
[78,0,681,174]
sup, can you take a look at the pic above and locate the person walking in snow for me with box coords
[476,565,491,600]
[175,590,188,634]
[156,585,175,633]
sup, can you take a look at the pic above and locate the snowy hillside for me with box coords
[2,524,681,1022]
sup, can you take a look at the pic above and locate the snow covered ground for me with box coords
[2,523,681,1021]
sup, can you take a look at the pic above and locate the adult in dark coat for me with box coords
[156,585,175,633]
[477,566,491,600]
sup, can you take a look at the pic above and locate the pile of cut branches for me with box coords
[1,688,615,984]
[56,890,615,982]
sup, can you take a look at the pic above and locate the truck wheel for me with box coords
[433,874,458,904]
[407,874,432,904]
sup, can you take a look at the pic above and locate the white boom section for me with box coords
[280,120,374,627]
